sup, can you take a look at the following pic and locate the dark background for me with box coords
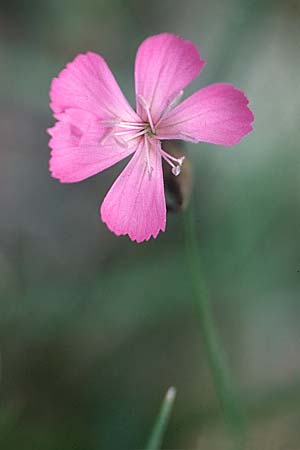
[0,0,300,448]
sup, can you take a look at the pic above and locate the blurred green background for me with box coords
[0,0,300,449]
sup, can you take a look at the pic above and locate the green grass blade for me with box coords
[145,387,177,450]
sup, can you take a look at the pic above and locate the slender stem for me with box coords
[184,202,246,449]
[145,387,177,450]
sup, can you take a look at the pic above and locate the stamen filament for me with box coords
[155,90,184,127]
[113,129,143,136]
[126,129,149,142]
[146,110,155,134]
[137,95,156,134]
[159,148,185,177]
[102,119,147,129]
[161,153,176,169]
[144,137,153,177]
[117,121,147,129]
[160,149,185,165]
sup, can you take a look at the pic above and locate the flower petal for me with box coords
[157,83,254,146]
[48,109,135,182]
[50,52,138,122]
[100,140,166,243]
[134,33,205,123]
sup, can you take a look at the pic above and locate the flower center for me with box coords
[102,95,185,177]
[101,119,149,147]
[102,119,185,177]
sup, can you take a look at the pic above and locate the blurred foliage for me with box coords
[0,0,300,449]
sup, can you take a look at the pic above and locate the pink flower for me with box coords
[48,33,254,243]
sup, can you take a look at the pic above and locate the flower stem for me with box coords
[184,203,246,449]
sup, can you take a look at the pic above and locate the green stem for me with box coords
[145,387,177,450]
[184,204,246,448]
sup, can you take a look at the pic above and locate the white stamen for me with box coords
[117,123,146,130]
[161,149,185,166]
[156,90,184,126]
[119,120,147,127]
[167,90,184,110]
[159,148,185,177]
[102,119,147,130]
[106,128,149,148]
[113,129,143,136]
[137,94,156,134]
[101,119,119,127]
[126,129,149,142]
[101,113,159,161]
[172,165,181,176]
[145,137,153,177]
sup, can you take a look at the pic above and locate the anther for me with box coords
[159,148,185,177]
[171,166,181,176]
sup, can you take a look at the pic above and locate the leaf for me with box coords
[145,387,177,450]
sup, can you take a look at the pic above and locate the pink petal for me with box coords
[48,109,135,183]
[100,140,166,243]
[157,83,254,146]
[134,33,205,123]
[50,52,138,122]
